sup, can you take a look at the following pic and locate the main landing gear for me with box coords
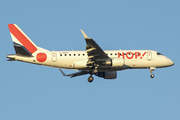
[87,67,98,83]
[88,75,94,83]
[149,67,155,78]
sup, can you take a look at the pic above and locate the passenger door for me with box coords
[147,52,152,61]
[51,53,57,62]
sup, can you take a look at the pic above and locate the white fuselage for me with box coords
[8,50,174,72]
[7,24,174,81]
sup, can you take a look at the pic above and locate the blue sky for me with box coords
[0,0,180,120]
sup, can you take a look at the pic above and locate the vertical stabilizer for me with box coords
[8,24,47,56]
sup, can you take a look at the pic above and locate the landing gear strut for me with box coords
[88,75,94,83]
[149,67,155,78]
[87,67,98,83]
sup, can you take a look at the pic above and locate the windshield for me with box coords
[157,52,163,55]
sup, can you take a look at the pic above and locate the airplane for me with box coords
[6,24,174,82]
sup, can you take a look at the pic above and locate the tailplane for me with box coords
[8,24,48,56]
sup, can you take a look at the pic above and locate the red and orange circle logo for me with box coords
[36,53,47,62]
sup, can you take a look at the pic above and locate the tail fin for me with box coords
[8,24,45,56]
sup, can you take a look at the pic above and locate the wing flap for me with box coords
[59,69,90,78]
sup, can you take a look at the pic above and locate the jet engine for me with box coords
[96,71,117,79]
[101,58,124,67]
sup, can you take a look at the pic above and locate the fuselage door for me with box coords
[147,52,152,60]
[51,53,57,62]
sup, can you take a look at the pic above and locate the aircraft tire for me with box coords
[150,74,155,78]
[88,76,94,83]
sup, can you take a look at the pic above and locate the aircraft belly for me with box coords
[125,58,151,68]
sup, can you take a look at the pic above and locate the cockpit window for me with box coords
[157,52,163,55]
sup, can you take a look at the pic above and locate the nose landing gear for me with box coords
[149,67,156,78]
[150,74,155,78]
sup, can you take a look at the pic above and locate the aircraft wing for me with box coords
[81,30,110,63]
[59,69,90,78]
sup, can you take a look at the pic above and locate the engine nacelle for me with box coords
[96,71,117,79]
[112,59,124,67]
[102,59,124,67]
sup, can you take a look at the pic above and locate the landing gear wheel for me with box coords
[150,74,155,78]
[88,76,94,83]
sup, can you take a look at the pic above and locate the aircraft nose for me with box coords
[168,58,174,66]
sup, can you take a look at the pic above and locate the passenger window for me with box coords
[83,54,85,56]
[110,53,112,55]
[74,54,76,56]
[60,54,62,56]
[69,54,71,56]
[65,54,67,56]
[78,54,80,56]
[115,53,117,55]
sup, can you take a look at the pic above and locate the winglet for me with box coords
[80,29,89,39]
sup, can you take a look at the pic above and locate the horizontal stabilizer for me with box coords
[7,58,16,61]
